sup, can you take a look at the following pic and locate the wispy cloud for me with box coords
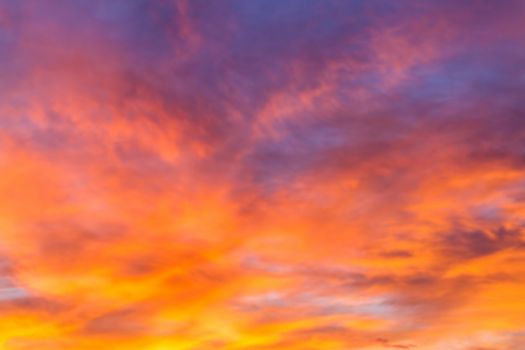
[0,0,523,349]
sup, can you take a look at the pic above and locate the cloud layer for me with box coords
[0,1,524,349]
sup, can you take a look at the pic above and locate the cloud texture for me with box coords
[0,1,524,349]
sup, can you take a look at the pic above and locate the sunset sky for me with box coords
[0,1,524,349]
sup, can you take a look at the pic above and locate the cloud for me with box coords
[0,0,523,349]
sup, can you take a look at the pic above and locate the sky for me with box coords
[0,0,524,349]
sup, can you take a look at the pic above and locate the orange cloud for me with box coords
[0,1,523,349]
